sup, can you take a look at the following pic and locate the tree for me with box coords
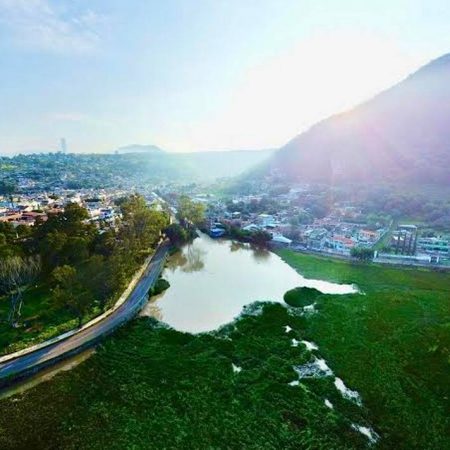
[298,211,313,224]
[120,194,169,254]
[176,195,205,227]
[34,203,96,272]
[0,256,40,325]
[0,222,16,241]
[0,233,14,258]
[51,265,92,327]
[164,223,189,247]
[350,247,374,261]
[60,236,90,266]
[0,180,17,195]
[39,230,67,273]
[34,202,92,240]
[251,230,272,247]
[79,254,126,312]
[92,229,117,257]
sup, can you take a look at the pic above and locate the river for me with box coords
[141,232,357,333]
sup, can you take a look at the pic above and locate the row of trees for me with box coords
[0,195,169,328]
[350,247,374,261]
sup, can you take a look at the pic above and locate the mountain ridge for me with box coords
[262,53,450,185]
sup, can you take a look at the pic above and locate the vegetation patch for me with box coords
[284,287,323,307]
[150,278,170,296]
[0,195,169,354]
[0,304,373,450]
[277,249,450,450]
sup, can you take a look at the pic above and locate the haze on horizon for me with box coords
[0,0,449,155]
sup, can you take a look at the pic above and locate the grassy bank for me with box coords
[0,262,166,356]
[0,269,133,356]
[277,249,450,294]
[277,249,450,449]
[0,285,86,355]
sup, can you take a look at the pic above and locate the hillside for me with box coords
[174,149,274,180]
[264,53,450,185]
[0,148,274,191]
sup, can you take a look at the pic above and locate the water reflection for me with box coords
[229,240,271,261]
[252,246,271,262]
[167,244,206,273]
[141,232,357,333]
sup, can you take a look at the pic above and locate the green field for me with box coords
[0,306,374,450]
[277,250,450,449]
[0,251,448,449]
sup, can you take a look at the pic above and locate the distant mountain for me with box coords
[260,53,450,185]
[174,149,275,180]
[115,144,165,154]
[112,146,274,181]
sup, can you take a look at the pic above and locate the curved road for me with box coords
[0,244,169,386]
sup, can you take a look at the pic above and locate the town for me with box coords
[2,175,449,269]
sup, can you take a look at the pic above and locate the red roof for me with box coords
[332,235,355,246]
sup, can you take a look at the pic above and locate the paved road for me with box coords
[0,244,169,386]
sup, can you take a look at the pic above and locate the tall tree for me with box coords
[51,265,92,328]
[0,256,40,326]
[120,194,169,253]
[176,195,205,227]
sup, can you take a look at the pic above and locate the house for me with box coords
[304,228,327,250]
[21,211,47,224]
[326,235,356,252]
[358,229,379,243]
[243,224,261,233]
[271,234,292,247]
[100,208,115,220]
[0,213,22,223]
[257,214,276,228]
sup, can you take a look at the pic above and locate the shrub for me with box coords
[283,287,322,307]
[151,278,170,296]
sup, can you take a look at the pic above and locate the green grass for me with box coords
[0,286,72,355]
[0,306,372,450]
[277,249,450,449]
[0,285,101,356]
[277,249,450,294]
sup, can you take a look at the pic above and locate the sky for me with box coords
[0,0,449,155]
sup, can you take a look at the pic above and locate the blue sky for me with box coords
[0,0,449,154]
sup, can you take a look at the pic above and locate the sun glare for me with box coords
[178,31,423,150]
